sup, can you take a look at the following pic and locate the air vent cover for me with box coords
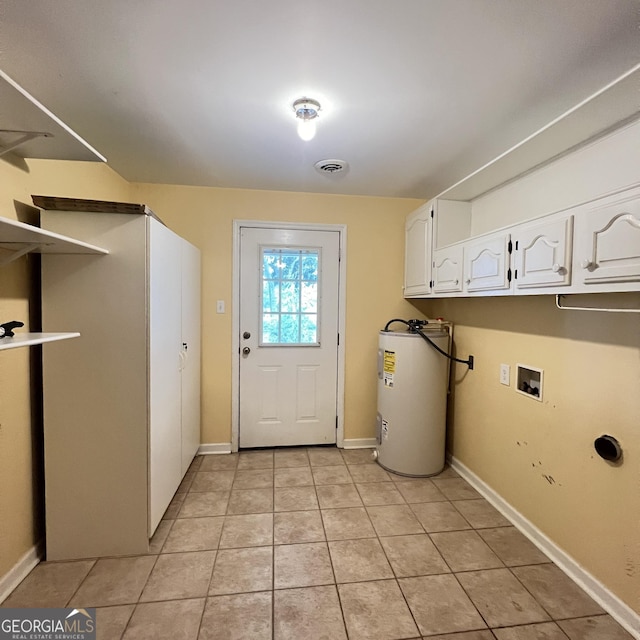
[314,159,348,174]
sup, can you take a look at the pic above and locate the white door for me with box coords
[239,226,340,448]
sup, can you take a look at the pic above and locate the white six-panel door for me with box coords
[239,226,340,448]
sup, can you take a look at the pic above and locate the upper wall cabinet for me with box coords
[573,186,640,290]
[404,63,640,300]
[0,69,105,161]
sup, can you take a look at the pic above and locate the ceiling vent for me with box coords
[314,159,348,175]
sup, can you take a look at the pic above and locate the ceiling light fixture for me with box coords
[292,97,321,141]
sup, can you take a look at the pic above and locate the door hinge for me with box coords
[514,269,518,279]
[429,280,434,288]
[515,240,519,251]
[337,333,340,345]
[507,268,512,282]
[336,416,339,430]
[430,208,434,218]
[508,240,513,253]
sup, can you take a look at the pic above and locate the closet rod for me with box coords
[555,294,640,313]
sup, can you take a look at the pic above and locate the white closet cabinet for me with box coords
[40,208,201,560]
[572,187,640,290]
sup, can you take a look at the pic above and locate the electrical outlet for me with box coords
[500,364,510,386]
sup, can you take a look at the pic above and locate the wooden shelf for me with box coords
[0,69,105,162]
[439,63,640,202]
[0,215,109,265]
[0,332,80,351]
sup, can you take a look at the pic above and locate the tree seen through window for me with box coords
[261,248,319,344]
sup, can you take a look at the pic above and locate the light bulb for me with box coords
[297,118,316,141]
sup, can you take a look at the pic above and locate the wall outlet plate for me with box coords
[500,364,510,386]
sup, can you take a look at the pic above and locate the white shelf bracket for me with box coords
[0,129,51,157]
[0,243,42,266]
[556,294,640,313]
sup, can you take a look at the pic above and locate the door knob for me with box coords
[242,347,251,355]
[243,331,251,339]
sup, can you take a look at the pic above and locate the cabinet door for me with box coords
[464,232,511,292]
[514,216,573,289]
[404,205,432,297]
[149,219,183,534]
[574,190,640,285]
[433,245,463,293]
[181,240,201,475]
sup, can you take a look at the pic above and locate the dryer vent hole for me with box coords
[594,435,622,463]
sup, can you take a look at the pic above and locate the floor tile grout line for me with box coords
[449,564,496,634]
[317,486,350,639]
[504,563,568,623]
[62,559,98,609]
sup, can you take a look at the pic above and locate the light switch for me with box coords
[500,364,510,386]
[216,300,225,314]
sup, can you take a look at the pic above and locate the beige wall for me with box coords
[422,294,640,614]
[131,183,423,445]
[0,158,132,580]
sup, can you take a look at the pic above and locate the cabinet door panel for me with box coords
[181,240,201,475]
[464,233,511,291]
[404,207,431,296]
[514,216,573,289]
[149,219,183,534]
[433,245,463,293]
[576,193,640,284]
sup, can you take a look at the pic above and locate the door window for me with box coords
[260,247,320,345]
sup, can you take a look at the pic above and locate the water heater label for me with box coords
[382,419,389,440]
[383,350,395,388]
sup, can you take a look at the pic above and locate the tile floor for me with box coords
[2,447,635,640]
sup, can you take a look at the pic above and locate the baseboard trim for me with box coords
[449,455,640,639]
[198,440,376,453]
[342,438,376,449]
[198,443,232,455]
[0,542,43,604]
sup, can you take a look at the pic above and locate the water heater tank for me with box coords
[376,328,449,476]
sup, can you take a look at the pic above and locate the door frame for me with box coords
[231,220,347,452]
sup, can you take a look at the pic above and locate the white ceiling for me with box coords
[1,0,639,199]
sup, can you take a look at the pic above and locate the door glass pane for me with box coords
[280,281,300,312]
[260,247,320,346]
